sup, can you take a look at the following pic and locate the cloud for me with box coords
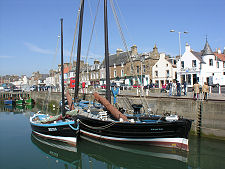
[24,42,54,55]
[0,55,13,58]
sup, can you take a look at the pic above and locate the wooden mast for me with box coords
[104,0,111,103]
[60,18,65,117]
[74,0,85,102]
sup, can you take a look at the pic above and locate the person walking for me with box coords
[111,85,119,105]
[202,82,209,100]
[168,81,172,96]
[193,81,200,100]
[183,81,187,96]
[176,81,181,96]
[172,80,177,96]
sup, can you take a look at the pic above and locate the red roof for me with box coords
[214,53,225,61]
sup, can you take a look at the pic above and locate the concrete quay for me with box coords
[1,90,224,140]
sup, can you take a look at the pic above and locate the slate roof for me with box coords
[102,51,131,67]
[202,40,214,56]
[191,51,205,63]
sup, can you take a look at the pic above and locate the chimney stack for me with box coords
[131,45,138,56]
[116,48,123,56]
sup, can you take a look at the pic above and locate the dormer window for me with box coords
[121,62,124,67]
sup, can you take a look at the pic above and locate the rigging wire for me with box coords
[70,0,83,66]
[85,0,101,65]
[114,0,134,44]
[109,0,150,112]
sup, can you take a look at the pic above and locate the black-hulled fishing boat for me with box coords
[30,19,79,146]
[72,0,192,151]
[76,92,192,151]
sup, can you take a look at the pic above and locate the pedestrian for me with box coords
[193,81,200,100]
[168,81,172,96]
[172,80,177,96]
[202,82,209,100]
[161,84,166,93]
[183,81,187,96]
[111,85,119,105]
[176,81,181,96]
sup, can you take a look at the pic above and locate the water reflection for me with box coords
[31,134,189,169]
[0,104,34,112]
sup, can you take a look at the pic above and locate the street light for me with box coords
[170,30,188,58]
[140,53,146,96]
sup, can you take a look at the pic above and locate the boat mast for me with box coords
[104,0,111,103]
[74,0,85,102]
[60,18,65,117]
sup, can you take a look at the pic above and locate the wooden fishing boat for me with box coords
[71,0,192,151]
[30,19,79,146]
[25,98,34,105]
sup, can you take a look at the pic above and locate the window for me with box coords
[114,63,116,68]
[166,70,169,77]
[217,62,219,68]
[192,60,196,67]
[155,71,158,77]
[181,61,184,68]
[121,62,124,67]
[209,59,213,66]
[224,72,225,75]
[223,61,225,68]
[143,65,146,73]
[137,66,140,74]
[121,69,124,77]
[114,70,117,77]
[166,64,168,67]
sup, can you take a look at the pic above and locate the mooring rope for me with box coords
[78,119,116,130]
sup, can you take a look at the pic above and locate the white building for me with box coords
[177,40,224,87]
[152,53,177,87]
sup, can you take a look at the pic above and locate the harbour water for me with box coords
[0,107,225,169]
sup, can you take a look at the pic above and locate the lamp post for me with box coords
[170,30,188,84]
[170,30,188,58]
[140,53,146,96]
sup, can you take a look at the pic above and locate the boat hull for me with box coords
[25,98,34,105]
[76,115,192,151]
[16,99,25,105]
[4,100,15,105]
[30,115,79,146]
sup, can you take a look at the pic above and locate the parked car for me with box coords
[4,87,11,92]
[133,84,141,88]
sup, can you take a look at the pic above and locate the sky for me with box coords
[0,0,224,76]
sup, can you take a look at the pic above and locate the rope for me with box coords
[70,0,82,65]
[84,0,101,65]
[78,119,115,130]
[109,0,150,112]
[69,123,79,131]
